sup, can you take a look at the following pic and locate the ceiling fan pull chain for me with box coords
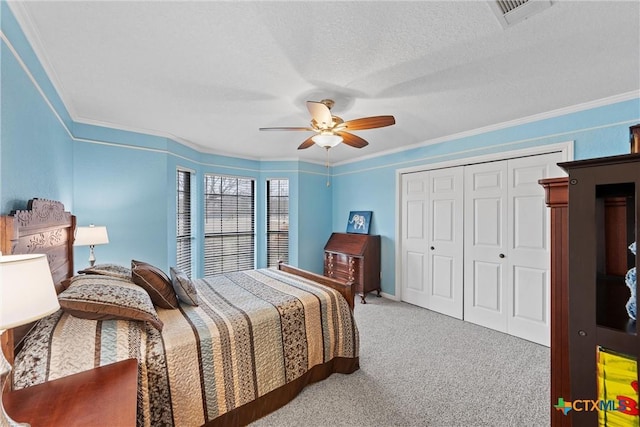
[325,147,331,187]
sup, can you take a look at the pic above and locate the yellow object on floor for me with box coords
[598,347,639,427]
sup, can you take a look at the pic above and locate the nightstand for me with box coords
[3,358,138,427]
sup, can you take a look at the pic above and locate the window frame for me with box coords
[266,178,290,267]
[176,167,194,277]
[203,173,256,275]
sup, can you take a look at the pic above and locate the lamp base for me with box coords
[88,245,96,267]
[1,332,29,426]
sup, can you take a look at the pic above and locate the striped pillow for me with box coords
[170,267,199,306]
[59,275,163,331]
[131,260,179,309]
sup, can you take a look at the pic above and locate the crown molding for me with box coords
[334,91,640,167]
[7,2,639,169]
[72,115,207,152]
[7,1,80,119]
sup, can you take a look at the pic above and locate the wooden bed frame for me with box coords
[0,198,75,366]
[0,197,356,376]
[277,261,355,311]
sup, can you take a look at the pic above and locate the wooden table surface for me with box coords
[3,358,138,427]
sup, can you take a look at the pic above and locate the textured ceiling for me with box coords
[8,1,640,164]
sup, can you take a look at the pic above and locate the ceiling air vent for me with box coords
[489,0,553,28]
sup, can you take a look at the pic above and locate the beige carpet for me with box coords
[252,296,550,427]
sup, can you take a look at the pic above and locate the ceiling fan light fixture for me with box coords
[312,133,343,148]
[259,99,395,151]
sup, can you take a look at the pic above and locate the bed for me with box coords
[1,198,360,426]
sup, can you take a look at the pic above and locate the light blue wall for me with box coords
[1,2,333,274]
[71,137,170,270]
[297,163,333,272]
[70,122,331,274]
[331,98,640,296]
[258,160,331,273]
[331,165,396,292]
[2,2,639,288]
[1,1,73,214]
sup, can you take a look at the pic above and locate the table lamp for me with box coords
[1,253,60,426]
[74,224,109,266]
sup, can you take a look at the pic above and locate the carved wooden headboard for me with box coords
[0,198,76,364]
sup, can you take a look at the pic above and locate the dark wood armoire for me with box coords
[323,232,381,303]
[540,176,571,427]
[541,152,640,426]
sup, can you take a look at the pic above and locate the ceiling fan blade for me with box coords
[306,101,333,127]
[343,115,395,131]
[259,127,314,131]
[338,132,369,149]
[298,136,316,150]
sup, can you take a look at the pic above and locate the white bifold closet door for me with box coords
[401,167,464,319]
[400,151,564,346]
[463,152,564,346]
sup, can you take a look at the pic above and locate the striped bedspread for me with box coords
[13,268,360,426]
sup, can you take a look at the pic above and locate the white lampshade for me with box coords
[0,254,60,330]
[74,225,109,246]
[312,133,343,148]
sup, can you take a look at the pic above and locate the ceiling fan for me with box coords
[259,99,395,150]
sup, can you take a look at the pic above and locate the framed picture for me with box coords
[346,211,372,234]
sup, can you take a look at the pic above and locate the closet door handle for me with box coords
[499,253,505,258]
[430,246,435,250]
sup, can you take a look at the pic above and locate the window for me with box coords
[204,174,255,275]
[176,169,193,277]
[267,179,289,266]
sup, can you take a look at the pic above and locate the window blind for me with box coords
[204,175,255,275]
[176,169,193,277]
[267,179,289,267]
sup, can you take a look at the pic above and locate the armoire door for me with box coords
[401,167,464,319]
[464,152,564,345]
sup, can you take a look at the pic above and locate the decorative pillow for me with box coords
[131,260,179,309]
[58,275,163,331]
[78,263,132,281]
[170,267,199,306]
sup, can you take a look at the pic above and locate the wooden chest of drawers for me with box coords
[323,232,381,303]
